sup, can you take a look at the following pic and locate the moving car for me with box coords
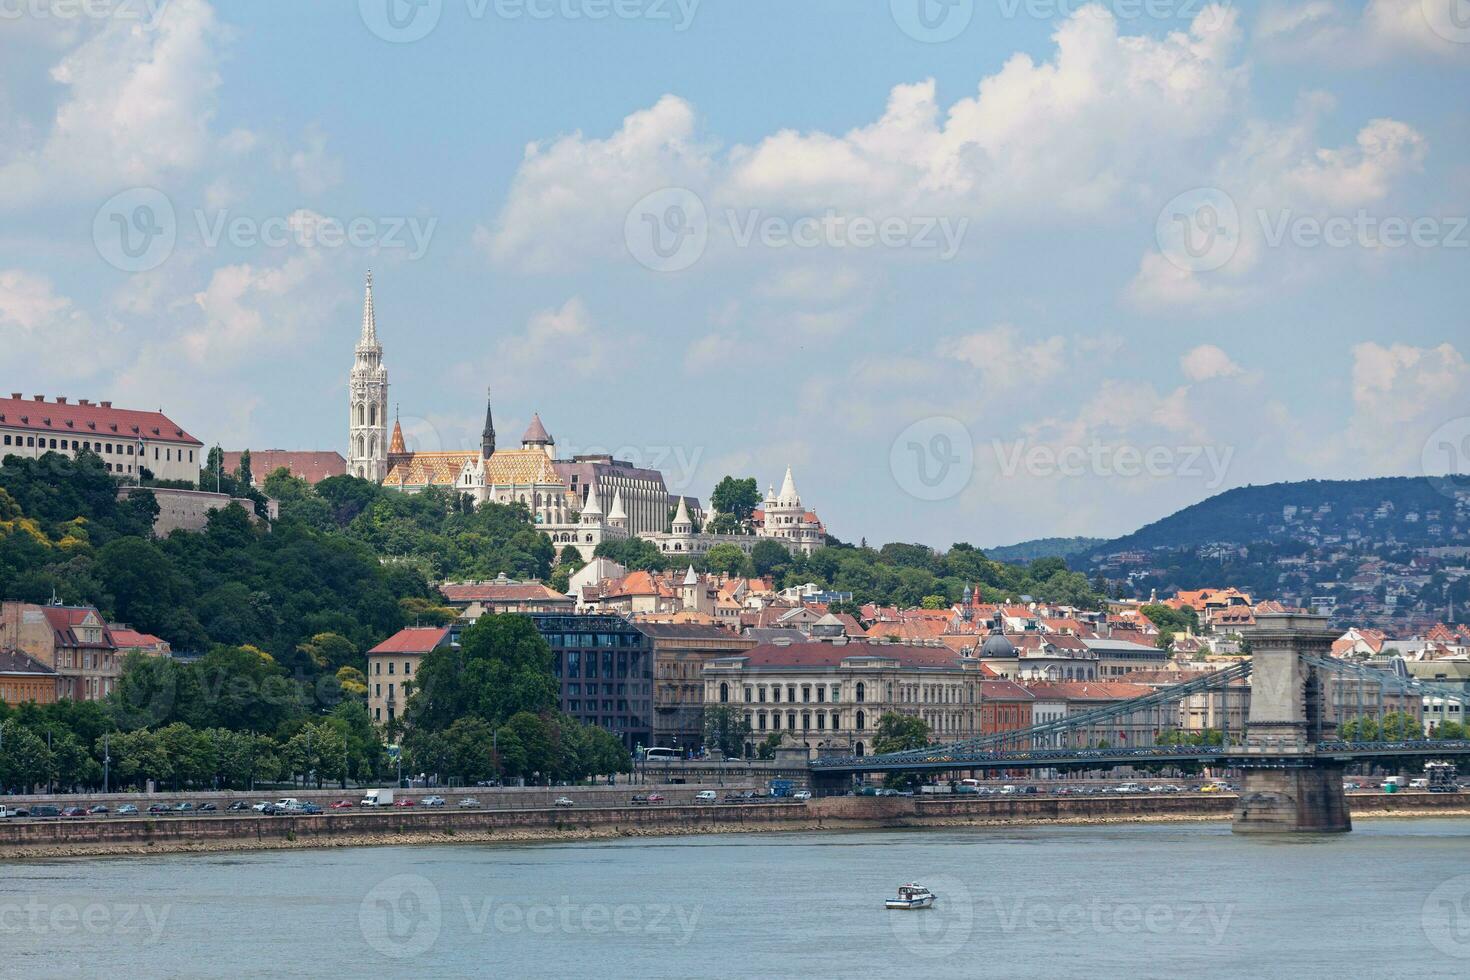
[330,799,355,809]
[30,805,60,818]
[199,802,217,812]
[228,801,251,811]
[116,804,138,816]
[299,803,322,815]
[694,790,718,803]
[630,794,650,805]
[457,798,481,809]
[420,795,446,807]
[172,802,195,813]
[645,793,665,804]
[88,804,110,815]
[146,803,171,815]
[792,790,812,801]
[60,806,88,818]
[393,797,417,807]
[553,797,575,807]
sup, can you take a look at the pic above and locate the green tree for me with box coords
[405,614,558,733]
[710,476,760,529]
[702,706,751,758]
[750,539,790,579]
[704,543,750,578]
[872,712,931,755]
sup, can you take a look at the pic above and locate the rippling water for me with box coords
[4,819,1470,978]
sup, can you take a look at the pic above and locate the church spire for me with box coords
[388,408,406,456]
[358,270,378,348]
[480,386,496,460]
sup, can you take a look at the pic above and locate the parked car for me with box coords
[146,803,171,815]
[553,797,575,807]
[694,790,718,803]
[299,803,322,815]
[722,793,743,803]
[116,804,138,816]
[60,806,88,818]
[228,801,251,811]
[251,801,273,812]
[173,802,195,813]
[792,790,812,801]
[630,794,650,805]
[457,798,481,809]
[87,804,109,815]
[30,804,60,818]
[198,802,217,812]
[420,795,446,807]
[330,799,355,809]
[645,793,665,804]
[393,797,417,808]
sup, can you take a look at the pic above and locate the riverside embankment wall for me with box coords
[2,792,1465,859]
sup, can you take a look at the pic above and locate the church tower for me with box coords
[480,386,496,460]
[348,271,389,481]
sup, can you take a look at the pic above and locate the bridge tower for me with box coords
[1232,612,1350,833]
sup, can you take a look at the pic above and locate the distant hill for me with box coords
[1084,476,1462,558]
[986,536,1105,564]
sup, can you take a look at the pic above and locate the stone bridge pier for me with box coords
[1232,613,1350,834]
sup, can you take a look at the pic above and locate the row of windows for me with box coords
[0,434,194,463]
[749,709,860,732]
[373,659,414,676]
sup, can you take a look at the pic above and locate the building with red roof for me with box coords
[366,625,456,726]
[0,601,119,701]
[0,392,201,483]
[221,450,346,486]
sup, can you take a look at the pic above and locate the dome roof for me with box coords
[980,630,1016,658]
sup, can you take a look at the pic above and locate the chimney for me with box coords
[9,393,19,400]
[100,401,112,408]
[32,395,43,402]
[56,397,67,404]
[78,399,90,406]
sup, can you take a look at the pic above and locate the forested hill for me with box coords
[1084,476,1462,557]
[984,537,1104,563]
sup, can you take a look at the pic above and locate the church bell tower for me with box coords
[348,271,389,481]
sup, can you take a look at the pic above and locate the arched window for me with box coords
[369,403,377,426]
[719,682,729,703]
[856,710,866,731]
[357,404,365,426]
[855,682,865,703]
[855,742,865,757]
[357,436,365,458]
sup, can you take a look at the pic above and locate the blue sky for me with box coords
[1,0,1467,548]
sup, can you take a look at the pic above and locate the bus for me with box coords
[643,747,678,761]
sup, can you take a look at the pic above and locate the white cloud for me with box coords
[684,334,739,372]
[1343,341,1470,470]
[485,6,1246,271]
[0,0,224,208]
[0,270,112,380]
[181,250,336,364]
[1181,344,1243,381]
[482,96,716,272]
[281,124,343,196]
[949,324,1069,391]
[1129,112,1427,312]
[1256,0,1470,63]
[496,298,613,381]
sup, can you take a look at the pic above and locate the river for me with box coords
[4,819,1469,978]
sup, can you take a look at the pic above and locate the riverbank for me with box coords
[4,791,1468,859]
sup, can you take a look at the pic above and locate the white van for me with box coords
[694,790,718,803]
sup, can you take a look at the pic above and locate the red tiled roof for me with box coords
[222,450,346,484]
[109,627,166,649]
[41,606,113,650]
[728,640,971,670]
[980,678,1034,701]
[0,393,199,445]
[439,582,569,604]
[368,626,452,655]
[1023,681,1156,701]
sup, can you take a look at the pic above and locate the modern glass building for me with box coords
[529,613,654,750]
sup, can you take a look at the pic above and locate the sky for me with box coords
[0,0,1467,549]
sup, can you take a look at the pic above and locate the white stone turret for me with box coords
[608,488,628,529]
[776,466,800,507]
[671,496,693,535]
[580,484,603,523]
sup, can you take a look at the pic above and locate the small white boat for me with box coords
[885,883,936,910]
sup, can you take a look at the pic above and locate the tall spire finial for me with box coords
[359,270,378,347]
[481,385,496,460]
